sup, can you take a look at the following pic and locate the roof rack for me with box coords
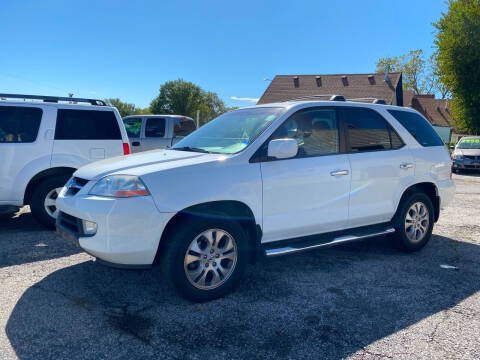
[288,94,346,102]
[0,93,107,106]
[347,98,386,105]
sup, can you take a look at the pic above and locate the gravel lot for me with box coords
[1,173,479,360]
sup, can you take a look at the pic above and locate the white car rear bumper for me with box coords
[437,179,455,209]
[56,193,174,267]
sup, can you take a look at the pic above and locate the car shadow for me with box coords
[0,208,80,269]
[5,234,480,359]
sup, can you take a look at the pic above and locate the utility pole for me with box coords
[196,109,200,128]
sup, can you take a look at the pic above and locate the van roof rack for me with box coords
[288,94,346,102]
[347,98,386,105]
[0,93,107,106]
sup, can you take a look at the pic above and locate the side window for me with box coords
[344,108,397,152]
[123,117,142,138]
[174,118,196,137]
[271,108,339,158]
[145,118,165,138]
[387,110,444,147]
[55,109,121,140]
[390,127,404,149]
[0,106,42,143]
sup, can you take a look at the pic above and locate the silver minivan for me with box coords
[122,115,196,153]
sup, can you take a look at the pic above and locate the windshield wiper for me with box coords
[172,146,211,154]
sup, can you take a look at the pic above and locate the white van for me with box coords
[0,93,130,228]
[123,115,196,152]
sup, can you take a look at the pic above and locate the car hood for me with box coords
[74,149,226,180]
[455,149,480,156]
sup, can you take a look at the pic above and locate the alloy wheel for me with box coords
[404,201,430,243]
[44,187,63,219]
[184,229,238,290]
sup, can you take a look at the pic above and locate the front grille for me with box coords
[65,177,89,196]
[58,212,81,234]
[464,155,479,161]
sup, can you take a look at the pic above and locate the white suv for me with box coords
[56,98,455,301]
[0,94,130,228]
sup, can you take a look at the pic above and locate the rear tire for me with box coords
[30,175,70,229]
[162,216,249,302]
[391,191,434,252]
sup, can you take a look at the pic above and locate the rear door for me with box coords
[123,116,143,153]
[140,117,171,151]
[51,108,123,169]
[342,107,415,228]
[0,104,52,202]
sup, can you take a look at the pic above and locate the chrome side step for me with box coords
[264,227,395,257]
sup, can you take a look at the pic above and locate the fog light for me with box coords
[82,220,97,235]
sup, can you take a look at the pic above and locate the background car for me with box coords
[452,136,480,173]
[0,93,130,228]
[123,115,196,152]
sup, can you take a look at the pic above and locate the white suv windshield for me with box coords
[172,107,285,154]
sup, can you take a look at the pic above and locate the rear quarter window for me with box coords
[0,106,43,143]
[55,109,121,140]
[387,110,443,147]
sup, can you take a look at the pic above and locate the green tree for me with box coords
[105,98,138,117]
[150,79,229,125]
[375,50,435,94]
[434,0,480,134]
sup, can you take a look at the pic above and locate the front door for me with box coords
[260,107,351,243]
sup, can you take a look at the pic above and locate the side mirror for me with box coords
[267,139,298,159]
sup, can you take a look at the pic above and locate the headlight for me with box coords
[89,175,150,198]
[452,154,464,160]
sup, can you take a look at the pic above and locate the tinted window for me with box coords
[123,117,142,138]
[271,108,339,157]
[145,118,165,137]
[0,106,42,143]
[55,109,121,140]
[388,110,444,147]
[174,118,196,136]
[344,108,393,152]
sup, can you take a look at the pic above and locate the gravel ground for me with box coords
[0,173,479,360]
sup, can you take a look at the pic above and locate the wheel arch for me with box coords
[155,200,262,264]
[394,182,440,222]
[24,167,76,205]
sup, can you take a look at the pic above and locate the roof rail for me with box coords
[347,98,386,105]
[288,94,346,102]
[0,93,107,106]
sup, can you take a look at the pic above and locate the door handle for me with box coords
[330,170,349,176]
[400,163,414,169]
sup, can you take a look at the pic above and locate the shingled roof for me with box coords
[411,95,457,131]
[257,72,403,105]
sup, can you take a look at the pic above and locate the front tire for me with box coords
[391,191,435,252]
[30,175,70,229]
[162,216,249,302]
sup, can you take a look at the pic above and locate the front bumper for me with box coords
[55,194,174,268]
[453,159,480,170]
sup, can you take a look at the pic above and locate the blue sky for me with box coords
[0,0,447,109]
